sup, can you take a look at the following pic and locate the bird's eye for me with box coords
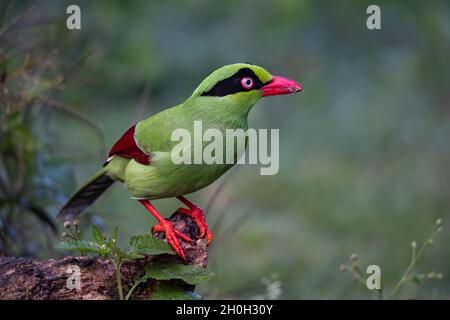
[240,77,254,90]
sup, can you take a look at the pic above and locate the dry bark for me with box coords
[0,211,208,300]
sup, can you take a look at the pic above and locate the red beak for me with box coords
[261,76,302,97]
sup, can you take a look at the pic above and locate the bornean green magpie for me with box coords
[58,63,302,260]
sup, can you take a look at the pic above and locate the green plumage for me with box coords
[110,63,270,199]
[58,63,276,218]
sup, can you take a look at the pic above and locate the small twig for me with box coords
[388,225,441,299]
[42,99,106,159]
[133,81,151,124]
[218,209,251,242]
[112,257,124,300]
[125,278,144,300]
[204,169,237,217]
[0,2,36,38]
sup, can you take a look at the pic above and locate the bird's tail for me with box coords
[57,167,115,220]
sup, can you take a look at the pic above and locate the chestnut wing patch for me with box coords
[107,125,150,165]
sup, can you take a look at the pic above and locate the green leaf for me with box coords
[92,224,104,245]
[151,283,201,300]
[122,251,145,260]
[142,262,215,285]
[112,245,142,261]
[129,235,175,256]
[56,240,109,255]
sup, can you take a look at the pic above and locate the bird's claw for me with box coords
[152,220,195,261]
[177,207,213,245]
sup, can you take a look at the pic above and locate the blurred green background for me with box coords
[1,0,450,299]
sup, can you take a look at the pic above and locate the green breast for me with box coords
[117,95,254,199]
[123,154,234,199]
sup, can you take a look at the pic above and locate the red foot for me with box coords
[139,199,194,261]
[177,196,213,245]
[152,220,195,261]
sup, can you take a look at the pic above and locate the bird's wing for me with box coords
[106,124,151,165]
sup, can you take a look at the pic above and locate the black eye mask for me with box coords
[201,68,266,97]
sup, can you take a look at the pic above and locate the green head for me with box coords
[188,63,302,115]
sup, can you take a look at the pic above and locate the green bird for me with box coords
[58,63,302,260]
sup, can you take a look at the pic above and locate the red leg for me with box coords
[176,196,213,245]
[139,199,194,261]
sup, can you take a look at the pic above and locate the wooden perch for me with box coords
[0,211,208,300]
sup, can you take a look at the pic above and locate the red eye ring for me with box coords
[240,77,254,90]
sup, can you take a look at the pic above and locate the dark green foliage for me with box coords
[0,2,105,257]
[0,39,72,256]
[151,283,201,300]
[129,234,175,256]
[141,262,215,285]
[57,239,110,255]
